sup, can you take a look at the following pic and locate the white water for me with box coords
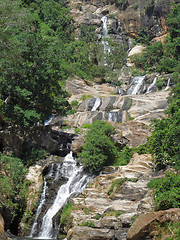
[146,76,157,93]
[162,78,171,91]
[30,180,48,237]
[108,112,118,122]
[36,152,90,239]
[101,16,110,66]
[91,98,101,111]
[127,76,145,95]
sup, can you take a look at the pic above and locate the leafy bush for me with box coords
[147,172,180,210]
[113,146,133,166]
[133,143,150,154]
[148,89,180,170]
[78,121,119,172]
[70,100,79,108]
[0,154,28,218]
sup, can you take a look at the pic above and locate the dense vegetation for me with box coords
[131,3,180,76]
[0,0,128,127]
[78,120,133,172]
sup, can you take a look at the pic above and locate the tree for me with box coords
[0,0,71,126]
[78,121,119,172]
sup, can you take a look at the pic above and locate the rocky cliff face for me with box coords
[70,0,172,41]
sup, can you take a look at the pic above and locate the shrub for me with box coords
[147,172,180,210]
[79,221,95,228]
[70,100,79,108]
[78,120,119,172]
[0,154,28,218]
[113,146,133,166]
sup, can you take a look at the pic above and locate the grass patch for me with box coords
[79,221,95,228]
[60,202,74,228]
[81,95,93,101]
[113,146,133,166]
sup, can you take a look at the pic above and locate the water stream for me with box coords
[146,75,157,93]
[91,98,101,111]
[127,76,145,95]
[162,78,171,91]
[101,15,111,65]
[29,152,91,239]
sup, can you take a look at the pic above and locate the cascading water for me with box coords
[30,152,91,239]
[91,98,101,111]
[101,15,110,65]
[127,76,145,95]
[146,75,157,93]
[30,164,55,237]
[162,78,171,91]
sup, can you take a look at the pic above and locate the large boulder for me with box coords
[127,208,180,240]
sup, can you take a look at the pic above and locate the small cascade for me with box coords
[162,78,171,91]
[146,75,157,93]
[30,152,91,239]
[101,15,110,65]
[127,76,145,95]
[44,115,54,126]
[91,98,101,111]
[30,179,48,237]
[107,112,118,122]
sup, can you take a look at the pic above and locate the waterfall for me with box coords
[127,76,145,95]
[30,179,48,237]
[162,78,171,91]
[91,98,101,111]
[101,15,110,66]
[107,112,118,122]
[30,152,91,239]
[146,76,157,93]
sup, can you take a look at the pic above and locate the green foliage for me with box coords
[132,2,138,10]
[81,123,92,129]
[156,78,165,90]
[154,222,180,240]
[79,25,97,43]
[70,100,79,108]
[133,143,150,154]
[103,210,124,217]
[147,172,180,210]
[114,0,129,10]
[60,202,74,227]
[107,178,127,196]
[131,3,180,74]
[128,178,138,182]
[78,121,119,172]
[113,146,133,166]
[21,147,47,166]
[137,28,150,45]
[0,154,28,218]
[148,84,180,170]
[81,95,93,101]
[79,221,95,228]
[94,214,101,220]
